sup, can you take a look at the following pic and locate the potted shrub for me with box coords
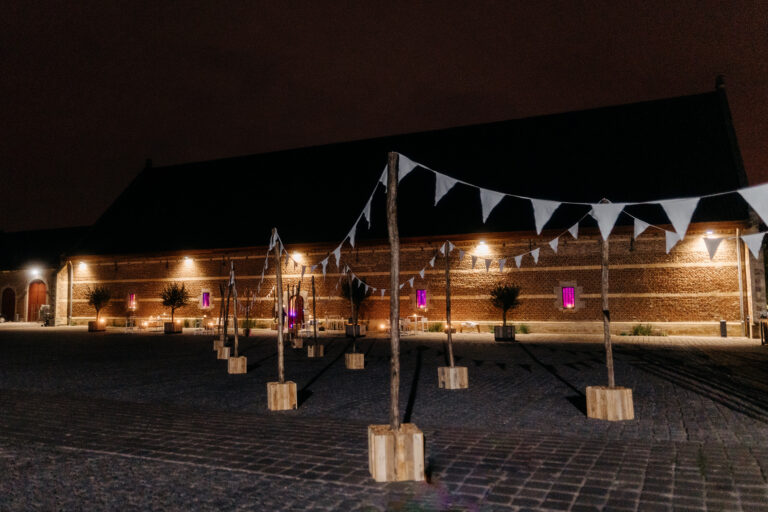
[161,282,190,334]
[490,282,521,341]
[341,275,370,369]
[86,286,111,332]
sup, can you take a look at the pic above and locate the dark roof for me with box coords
[0,227,89,270]
[73,89,749,256]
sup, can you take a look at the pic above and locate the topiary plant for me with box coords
[160,282,190,323]
[86,286,112,323]
[490,282,522,327]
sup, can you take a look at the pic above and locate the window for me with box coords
[416,289,427,309]
[128,293,137,310]
[562,287,575,309]
[201,291,211,309]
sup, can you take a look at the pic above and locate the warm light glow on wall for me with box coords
[475,241,490,256]
[292,252,303,263]
[78,261,87,270]
[705,230,715,238]
[184,256,193,264]
[29,267,40,278]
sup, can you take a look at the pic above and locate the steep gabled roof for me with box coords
[72,88,748,256]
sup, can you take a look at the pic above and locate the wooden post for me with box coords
[445,244,455,368]
[387,151,401,431]
[217,283,225,342]
[231,262,239,358]
[273,228,285,384]
[223,265,232,346]
[348,271,357,352]
[601,231,615,388]
[312,275,318,346]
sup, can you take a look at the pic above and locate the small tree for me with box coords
[490,282,521,326]
[341,276,370,352]
[161,282,190,322]
[86,286,111,322]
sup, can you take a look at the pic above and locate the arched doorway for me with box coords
[27,281,47,322]
[1,288,15,321]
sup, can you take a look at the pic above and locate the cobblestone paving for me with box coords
[1,327,767,510]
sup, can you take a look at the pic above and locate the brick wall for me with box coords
[0,268,57,322]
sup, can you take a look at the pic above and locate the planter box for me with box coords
[368,424,425,482]
[586,386,634,421]
[87,321,105,332]
[494,325,515,341]
[227,356,247,374]
[307,344,324,358]
[345,324,366,337]
[216,346,230,360]
[213,339,224,351]
[291,338,304,349]
[443,327,457,334]
[267,381,297,411]
[437,366,468,389]
[164,322,182,334]
[345,352,364,369]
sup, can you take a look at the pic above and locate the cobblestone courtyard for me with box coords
[1,326,767,510]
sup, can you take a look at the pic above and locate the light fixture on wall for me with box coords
[475,241,490,256]
[292,252,303,263]
[78,261,87,270]
[29,267,40,278]
[705,230,715,238]
[184,256,193,264]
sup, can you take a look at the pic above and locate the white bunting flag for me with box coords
[310,264,317,272]
[364,284,369,294]
[531,248,540,264]
[485,258,492,272]
[348,220,358,248]
[448,241,455,253]
[514,255,523,268]
[568,222,579,240]
[499,258,506,273]
[549,237,559,254]
[429,256,436,267]
[408,277,415,288]
[703,237,724,260]
[591,203,626,241]
[399,283,405,289]
[372,287,377,292]
[531,198,561,234]
[479,188,505,223]
[419,268,425,279]
[665,230,680,254]
[260,270,264,282]
[380,288,386,297]
[458,250,465,262]
[634,218,650,239]
[332,246,342,268]
[434,172,459,206]
[471,255,477,269]
[398,154,418,182]
[321,258,328,277]
[301,266,306,280]
[362,198,372,228]
[659,198,699,238]
[379,166,388,190]
[741,232,766,259]
[439,242,446,255]
[738,183,768,225]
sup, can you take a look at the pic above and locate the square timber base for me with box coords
[437,366,468,389]
[227,356,247,374]
[213,339,224,351]
[368,424,425,482]
[345,353,364,369]
[216,346,230,360]
[307,344,324,358]
[586,386,634,421]
[291,338,304,349]
[267,381,297,411]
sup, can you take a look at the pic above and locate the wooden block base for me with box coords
[267,381,297,411]
[586,385,634,421]
[345,352,364,369]
[88,321,105,332]
[216,346,230,360]
[213,339,224,351]
[291,338,304,349]
[368,424,425,482]
[307,344,324,358]
[164,322,183,334]
[227,356,247,374]
[437,366,468,389]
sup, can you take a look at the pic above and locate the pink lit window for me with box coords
[128,293,137,310]
[416,289,427,308]
[202,292,210,308]
[562,287,575,309]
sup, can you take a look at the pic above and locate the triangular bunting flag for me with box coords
[364,284,369,294]
[269,231,277,251]
[362,198,372,228]
[499,258,506,273]
[439,243,446,255]
[568,222,579,239]
[665,230,680,254]
[434,172,459,206]
[591,203,626,241]
[398,154,418,182]
[742,232,766,259]
[738,183,768,225]
[531,248,540,264]
[380,288,386,297]
[348,220,358,248]
[419,268,425,279]
[321,258,328,278]
[429,256,436,267]
[448,241,455,253]
[399,283,405,289]
[379,166,388,190]
[485,258,492,272]
[514,255,523,268]
[471,255,477,269]
[408,277,415,288]
[458,250,465,262]
[703,237,724,260]
[300,266,306,280]
[530,198,561,234]
[659,198,699,238]
[549,238,559,253]
[310,264,317,272]
[479,188,505,223]
[634,218,650,239]
[332,246,342,268]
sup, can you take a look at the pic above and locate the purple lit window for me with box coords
[416,289,427,308]
[202,292,210,308]
[128,293,136,310]
[562,287,575,309]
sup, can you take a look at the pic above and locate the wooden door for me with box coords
[1,288,15,320]
[27,281,46,321]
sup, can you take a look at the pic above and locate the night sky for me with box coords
[2,1,766,232]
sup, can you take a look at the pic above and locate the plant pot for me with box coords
[437,366,468,389]
[345,324,366,337]
[586,386,634,421]
[267,381,297,411]
[243,328,251,337]
[217,346,230,360]
[307,344,324,358]
[88,321,105,332]
[443,327,457,334]
[291,338,304,349]
[164,322,182,334]
[494,325,515,341]
[345,352,364,369]
[213,339,224,351]
[368,424,425,482]
[228,356,247,374]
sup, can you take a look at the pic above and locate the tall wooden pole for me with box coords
[387,151,401,431]
[217,283,225,341]
[445,245,455,368]
[231,263,239,358]
[223,266,232,344]
[347,271,357,352]
[312,275,318,346]
[601,234,615,388]
[273,228,285,384]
